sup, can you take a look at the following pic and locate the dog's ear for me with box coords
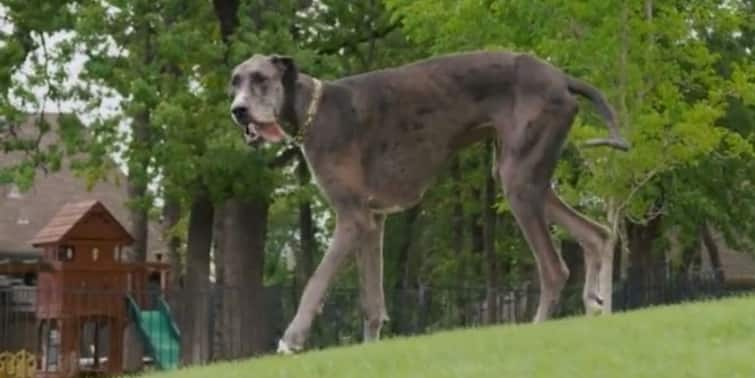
[271,55,297,79]
[271,55,299,127]
[272,55,298,98]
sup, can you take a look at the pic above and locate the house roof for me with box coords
[720,248,755,285]
[30,200,135,246]
[0,113,165,260]
[0,238,35,255]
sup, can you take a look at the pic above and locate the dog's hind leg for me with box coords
[279,206,376,353]
[545,188,609,315]
[499,156,569,322]
[495,92,578,322]
[356,213,389,342]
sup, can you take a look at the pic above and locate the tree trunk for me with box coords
[627,216,664,297]
[450,157,467,323]
[700,223,724,282]
[394,205,422,290]
[296,154,316,295]
[181,191,214,364]
[450,157,465,280]
[213,205,226,286]
[211,0,302,359]
[218,197,270,358]
[163,196,183,288]
[391,204,421,334]
[210,203,226,360]
[469,188,484,279]
[297,200,315,289]
[482,142,499,324]
[212,0,240,44]
[597,0,631,315]
[123,25,154,372]
[598,202,621,314]
[127,13,156,263]
[127,109,151,263]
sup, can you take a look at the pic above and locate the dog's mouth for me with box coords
[244,121,286,145]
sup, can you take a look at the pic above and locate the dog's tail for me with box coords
[567,76,630,151]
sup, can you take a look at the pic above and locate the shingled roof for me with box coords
[30,200,134,246]
[0,113,165,260]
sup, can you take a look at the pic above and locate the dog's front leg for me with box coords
[356,213,389,342]
[278,210,373,353]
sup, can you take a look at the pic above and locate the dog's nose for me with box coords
[232,106,249,121]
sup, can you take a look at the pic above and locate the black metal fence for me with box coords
[613,267,731,311]
[0,268,751,376]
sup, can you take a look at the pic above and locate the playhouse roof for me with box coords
[30,200,135,246]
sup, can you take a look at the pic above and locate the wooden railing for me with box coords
[0,351,36,378]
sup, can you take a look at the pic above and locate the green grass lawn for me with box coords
[144,295,755,378]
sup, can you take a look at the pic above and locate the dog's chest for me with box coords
[302,141,436,213]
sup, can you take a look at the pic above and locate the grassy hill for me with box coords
[143,295,755,378]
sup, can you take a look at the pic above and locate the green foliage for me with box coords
[6,0,753,293]
[388,0,755,254]
[0,1,81,191]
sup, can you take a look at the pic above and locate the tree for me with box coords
[0,1,83,194]
[386,0,755,314]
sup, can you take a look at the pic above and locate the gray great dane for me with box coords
[229,51,629,353]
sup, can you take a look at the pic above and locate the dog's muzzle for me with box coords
[230,108,261,145]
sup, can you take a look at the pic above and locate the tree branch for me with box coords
[626,202,665,225]
[212,0,240,44]
[317,20,401,56]
[618,168,659,214]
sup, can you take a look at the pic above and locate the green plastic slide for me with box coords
[126,295,181,370]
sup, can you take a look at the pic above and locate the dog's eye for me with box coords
[250,73,267,84]
[230,75,241,88]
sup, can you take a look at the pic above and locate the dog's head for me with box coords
[229,54,298,145]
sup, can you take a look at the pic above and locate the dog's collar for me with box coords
[292,78,323,145]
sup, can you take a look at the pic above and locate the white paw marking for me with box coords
[586,295,604,316]
[277,340,295,355]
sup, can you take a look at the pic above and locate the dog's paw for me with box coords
[277,339,299,355]
[585,293,605,316]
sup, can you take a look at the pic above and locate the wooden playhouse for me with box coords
[21,200,173,377]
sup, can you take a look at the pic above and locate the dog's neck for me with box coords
[288,74,324,145]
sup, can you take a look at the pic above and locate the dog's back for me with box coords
[332,50,527,129]
[312,52,530,210]
[336,50,523,96]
